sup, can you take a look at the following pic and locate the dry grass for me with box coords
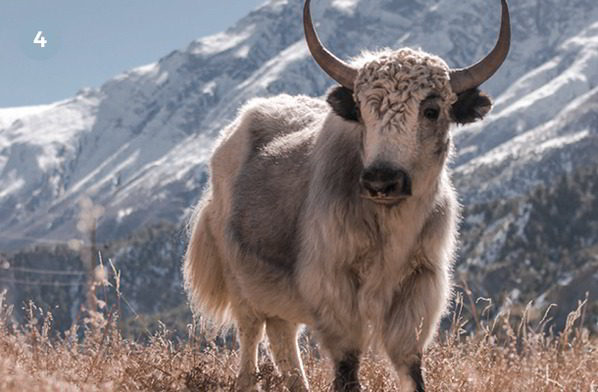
[0,290,596,392]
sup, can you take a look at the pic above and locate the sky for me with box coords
[0,0,265,108]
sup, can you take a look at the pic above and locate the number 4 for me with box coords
[34,31,48,48]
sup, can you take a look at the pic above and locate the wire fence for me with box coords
[0,233,92,248]
[0,277,85,287]
[1,266,86,276]
[0,265,91,288]
[0,220,141,321]
[0,232,99,286]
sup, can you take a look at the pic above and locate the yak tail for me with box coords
[183,198,231,327]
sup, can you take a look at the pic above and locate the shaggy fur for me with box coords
[183,47,492,392]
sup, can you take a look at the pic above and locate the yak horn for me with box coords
[449,0,511,93]
[304,0,358,90]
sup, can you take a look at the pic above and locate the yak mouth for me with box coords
[360,194,408,206]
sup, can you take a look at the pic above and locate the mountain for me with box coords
[0,0,597,329]
[1,0,597,249]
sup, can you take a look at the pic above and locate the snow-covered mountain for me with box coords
[1,0,597,253]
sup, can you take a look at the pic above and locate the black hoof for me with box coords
[334,352,361,392]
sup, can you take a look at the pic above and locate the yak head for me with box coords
[304,0,510,205]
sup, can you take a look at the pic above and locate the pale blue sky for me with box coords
[0,1,264,108]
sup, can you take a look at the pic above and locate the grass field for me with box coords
[0,290,596,392]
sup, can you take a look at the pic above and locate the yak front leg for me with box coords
[305,279,365,392]
[382,266,450,392]
[333,350,362,392]
[312,302,365,392]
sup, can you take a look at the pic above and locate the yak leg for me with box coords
[315,315,364,392]
[383,268,448,392]
[300,270,364,391]
[234,307,265,392]
[332,350,361,392]
[265,317,309,392]
[392,354,424,392]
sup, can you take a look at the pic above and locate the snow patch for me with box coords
[0,103,57,128]
[117,208,134,223]
[235,45,251,59]
[202,81,217,95]
[0,173,24,198]
[534,129,590,155]
[509,288,521,301]
[132,63,158,75]
[192,25,256,56]
[513,203,531,240]
[557,273,574,287]
[332,0,359,13]
[156,71,169,86]
[237,40,310,91]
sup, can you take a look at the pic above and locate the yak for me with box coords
[183,0,510,390]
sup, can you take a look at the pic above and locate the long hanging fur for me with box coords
[183,192,231,326]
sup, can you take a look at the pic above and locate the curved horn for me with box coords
[304,0,358,90]
[450,0,511,93]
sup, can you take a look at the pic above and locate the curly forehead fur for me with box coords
[352,48,458,130]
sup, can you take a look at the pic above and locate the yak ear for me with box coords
[451,88,493,125]
[326,86,360,122]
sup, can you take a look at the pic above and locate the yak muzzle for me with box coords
[360,165,412,205]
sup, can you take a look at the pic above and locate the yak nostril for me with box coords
[381,182,397,195]
[402,175,412,196]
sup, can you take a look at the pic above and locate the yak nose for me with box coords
[360,166,412,197]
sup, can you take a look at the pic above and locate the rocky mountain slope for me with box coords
[1,0,597,249]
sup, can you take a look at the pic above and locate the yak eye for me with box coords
[424,107,440,121]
